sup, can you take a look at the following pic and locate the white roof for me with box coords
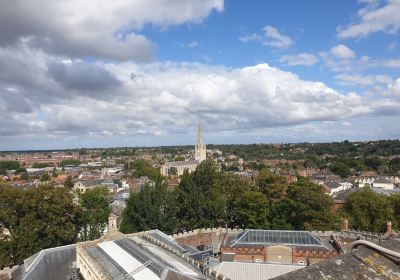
[98,241,160,280]
[214,262,303,280]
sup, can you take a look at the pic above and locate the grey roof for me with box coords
[148,229,187,254]
[373,177,392,184]
[80,179,115,187]
[165,160,199,167]
[230,230,329,249]
[12,244,76,280]
[214,262,303,280]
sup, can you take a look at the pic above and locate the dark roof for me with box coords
[333,187,358,201]
[165,160,199,167]
[374,177,392,184]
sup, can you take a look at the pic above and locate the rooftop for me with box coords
[230,229,331,250]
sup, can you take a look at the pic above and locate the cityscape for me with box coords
[1,1,400,280]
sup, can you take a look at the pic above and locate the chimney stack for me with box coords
[342,219,349,231]
[387,221,393,235]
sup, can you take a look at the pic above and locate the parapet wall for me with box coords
[170,227,245,239]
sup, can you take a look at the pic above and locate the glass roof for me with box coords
[231,230,325,247]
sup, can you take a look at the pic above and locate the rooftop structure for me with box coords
[229,229,331,250]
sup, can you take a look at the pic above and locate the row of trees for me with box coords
[120,161,338,234]
[0,183,110,267]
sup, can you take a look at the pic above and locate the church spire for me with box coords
[197,122,202,146]
[195,122,206,162]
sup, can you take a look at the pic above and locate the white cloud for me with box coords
[239,33,262,42]
[262,26,293,49]
[279,53,319,66]
[335,73,393,87]
[383,59,400,68]
[0,0,224,60]
[337,0,400,39]
[240,26,293,49]
[330,44,356,59]
[188,41,200,48]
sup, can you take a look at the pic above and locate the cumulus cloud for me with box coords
[279,53,319,66]
[0,0,224,61]
[239,25,293,49]
[330,44,356,59]
[262,26,293,49]
[335,73,393,87]
[337,0,400,39]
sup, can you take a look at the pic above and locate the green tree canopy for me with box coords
[343,188,393,233]
[0,183,79,266]
[79,187,110,241]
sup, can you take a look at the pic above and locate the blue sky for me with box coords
[0,0,399,150]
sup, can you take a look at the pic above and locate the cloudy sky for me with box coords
[1,0,400,150]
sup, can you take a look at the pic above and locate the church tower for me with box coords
[195,123,207,162]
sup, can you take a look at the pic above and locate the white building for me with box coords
[373,177,394,189]
[160,123,206,176]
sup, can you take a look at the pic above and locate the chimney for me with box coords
[387,221,392,235]
[342,219,349,231]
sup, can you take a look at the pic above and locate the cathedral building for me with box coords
[160,124,206,176]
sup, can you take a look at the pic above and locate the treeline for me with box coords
[120,161,339,234]
[0,183,110,267]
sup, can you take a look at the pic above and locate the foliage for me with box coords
[60,159,80,167]
[174,156,185,161]
[132,160,161,181]
[40,173,50,181]
[286,177,338,230]
[343,188,394,233]
[120,183,178,234]
[329,162,351,178]
[78,187,110,241]
[176,160,226,231]
[32,162,52,168]
[63,175,74,189]
[0,183,79,266]
[0,161,20,175]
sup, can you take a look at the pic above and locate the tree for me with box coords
[176,160,226,231]
[60,159,80,167]
[0,161,20,175]
[63,175,74,189]
[329,162,351,178]
[20,172,29,180]
[174,156,185,161]
[79,187,110,241]
[120,183,178,234]
[231,190,270,229]
[344,188,393,233]
[169,167,177,175]
[0,183,79,266]
[32,162,52,168]
[256,169,288,209]
[40,173,50,182]
[132,160,161,181]
[285,177,338,230]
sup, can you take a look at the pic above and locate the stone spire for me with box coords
[195,122,206,162]
[197,123,203,146]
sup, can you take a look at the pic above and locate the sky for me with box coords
[0,0,400,150]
